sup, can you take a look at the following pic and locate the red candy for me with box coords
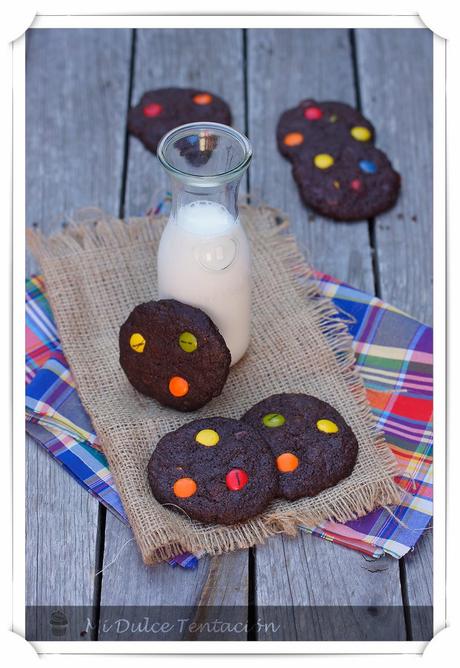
[304,106,323,121]
[225,468,248,491]
[351,178,362,191]
[143,103,163,118]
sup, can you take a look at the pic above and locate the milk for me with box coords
[157,200,251,365]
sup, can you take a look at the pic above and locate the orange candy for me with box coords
[283,132,304,147]
[276,452,299,473]
[169,376,189,397]
[193,93,213,105]
[173,477,197,498]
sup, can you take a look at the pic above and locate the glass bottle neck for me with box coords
[170,176,242,222]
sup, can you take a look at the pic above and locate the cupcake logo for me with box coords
[49,609,68,637]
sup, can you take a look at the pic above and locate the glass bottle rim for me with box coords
[157,122,252,185]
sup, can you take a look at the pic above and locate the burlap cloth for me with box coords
[28,205,400,565]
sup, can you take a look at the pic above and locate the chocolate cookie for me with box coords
[128,87,232,155]
[148,417,278,525]
[277,99,400,221]
[119,300,231,411]
[277,99,375,161]
[242,393,358,500]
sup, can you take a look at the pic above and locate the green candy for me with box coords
[262,412,286,428]
[179,331,198,353]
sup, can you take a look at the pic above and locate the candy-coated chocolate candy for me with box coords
[173,477,197,498]
[143,102,163,117]
[283,132,304,147]
[351,126,371,142]
[169,376,189,397]
[276,452,299,473]
[225,468,249,491]
[179,331,198,353]
[195,429,220,447]
[262,412,286,428]
[317,418,339,434]
[314,153,334,169]
[120,299,230,411]
[187,134,199,145]
[242,394,359,501]
[193,93,213,105]
[359,160,377,174]
[350,178,362,191]
[333,180,340,189]
[149,417,278,524]
[129,332,146,353]
[304,106,323,120]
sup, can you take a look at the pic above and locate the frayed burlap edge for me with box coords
[28,205,401,565]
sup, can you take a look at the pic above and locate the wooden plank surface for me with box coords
[355,28,433,638]
[246,28,405,640]
[402,532,433,640]
[247,28,375,292]
[355,29,433,325]
[99,514,248,640]
[25,28,132,640]
[100,29,249,635]
[26,28,132,274]
[255,534,405,641]
[25,435,100,640]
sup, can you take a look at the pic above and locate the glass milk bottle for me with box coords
[157,122,252,366]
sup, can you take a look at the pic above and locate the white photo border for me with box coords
[11,12,444,657]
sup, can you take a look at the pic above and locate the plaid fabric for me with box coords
[26,275,60,383]
[26,353,126,524]
[25,276,197,568]
[25,269,432,561]
[306,273,433,558]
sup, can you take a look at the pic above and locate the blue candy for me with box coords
[359,160,377,174]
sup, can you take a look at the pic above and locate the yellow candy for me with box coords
[351,126,371,142]
[317,419,339,434]
[179,331,198,353]
[314,153,334,169]
[195,429,220,447]
[129,332,146,353]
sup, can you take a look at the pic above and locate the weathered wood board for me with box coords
[246,28,405,640]
[25,434,100,641]
[355,29,433,325]
[356,28,434,638]
[255,533,406,641]
[26,28,132,272]
[25,27,132,640]
[99,514,249,640]
[402,531,433,640]
[246,28,375,292]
